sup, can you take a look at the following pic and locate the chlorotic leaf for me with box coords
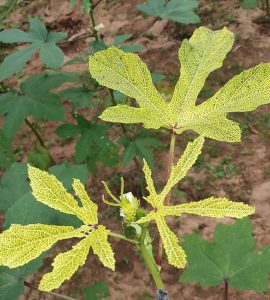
[72,179,98,225]
[161,135,204,199]
[169,27,234,117]
[28,165,94,224]
[155,215,186,268]
[164,197,255,218]
[181,219,270,292]
[89,46,169,128]
[88,226,115,270]
[39,236,92,291]
[0,224,84,268]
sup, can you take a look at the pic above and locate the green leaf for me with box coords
[137,0,200,24]
[120,134,164,167]
[60,86,94,109]
[0,73,79,137]
[0,129,14,169]
[0,256,43,300]
[84,282,110,300]
[40,42,65,68]
[28,145,54,170]
[0,17,67,79]
[180,219,270,291]
[241,0,257,9]
[0,44,39,80]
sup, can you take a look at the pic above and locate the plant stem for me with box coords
[266,0,270,16]
[156,131,176,266]
[25,118,56,164]
[109,232,138,244]
[24,281,76,300]
[89,1,99,41]
[139,227,165,291]
[224,279,228,300]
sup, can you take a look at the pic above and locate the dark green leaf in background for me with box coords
[84,282,110,300]
[180,218,270,291]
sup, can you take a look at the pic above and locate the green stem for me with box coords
[139,227,165,290]
[156,131,176,266]
[89,0,99,41]
[24,281,75,300]
[25,118,56,164]
[109,232,138,244]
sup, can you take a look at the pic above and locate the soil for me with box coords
[1,0,270,299]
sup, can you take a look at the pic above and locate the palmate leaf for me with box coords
[137,0,200,24]
[0,165,116,292]
[181,219,270,292]
[0,72,79,138]
[28,165,96,225]
[0,224,85,268]
[0,17,67,79]
[136,137,254,269]
[39,234,93,291]
[89,26,270,143]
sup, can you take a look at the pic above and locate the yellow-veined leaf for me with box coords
[163,197,255,218]
[169,27,234,119]
[160,135,204,199]
[72,179,98,225]
[177,113,241,142]
[100,105,162,129]
[39,236,92,291]
[178,63,270,142]
[28,165,94,225]
[155,215,186,268]
[88,225,115,270]
[136,211,157,224]
[0,224,85,268]
[89,46,170,128]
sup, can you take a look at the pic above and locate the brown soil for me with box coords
[2,0,270,299]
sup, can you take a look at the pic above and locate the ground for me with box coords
[1,0,270,299]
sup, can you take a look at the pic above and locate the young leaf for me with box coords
[180,219,270,291]
[28,165,93,224]
[0,17,67,79]
[160,136,204,199]
[137,146,254,269]
[39,236,92,291]
[88,225,115,270]
[155,215,187,268]
[92,26,270,143]
[0,224,84,268]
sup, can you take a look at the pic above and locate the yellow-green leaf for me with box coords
[0,224,84,268]
[160,135,204,199]
[169,27,234,120]
[164,197,255,218]
[89,46,169,128]
[100,105,162,129]
[72,179,98,225]
[28,165,95,225]
[39,236,92,291]
[155,215,186,268]
[88,225,115,270]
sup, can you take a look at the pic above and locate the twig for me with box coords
[25,118,56,164]
[24,281,76,300]
[224,279,229,300]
